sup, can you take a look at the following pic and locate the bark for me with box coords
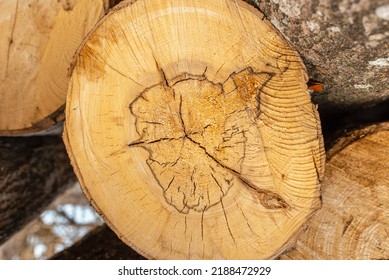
[0,136,76,245]
[279,122,389,259]
[246,0,389,114]
[51,224,145,260]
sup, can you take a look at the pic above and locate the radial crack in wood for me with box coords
[128,68,289,213]
[64,0,325,259]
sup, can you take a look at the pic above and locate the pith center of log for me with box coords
[129,68,288,213]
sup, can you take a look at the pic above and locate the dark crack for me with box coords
[5,0,18,78]
[342,215,354,236]
[128,68,290,213]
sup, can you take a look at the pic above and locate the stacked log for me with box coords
[280,123,389,259]
[0,0,388,260]
[0,0,109,135]
[63,0,325,259]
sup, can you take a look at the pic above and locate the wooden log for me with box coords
[51,224,145,260]
[64,0,325,259]
[51,105,389,260]
[0,136,76,245]
[0,0,109,135]
[280,122,389,259]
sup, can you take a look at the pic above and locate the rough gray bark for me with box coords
[246,0,388,112]
[0,136,76,245]
[51,224,145,260]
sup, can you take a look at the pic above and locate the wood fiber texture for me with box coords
[280,123,389,259]
[64,0,325,259]
[0,0,108,135]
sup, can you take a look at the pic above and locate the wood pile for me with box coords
[0,0,388,259]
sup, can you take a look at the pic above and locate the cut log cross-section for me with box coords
[0,0,109,135]
[280,123,389,260]
[64,0,325,259]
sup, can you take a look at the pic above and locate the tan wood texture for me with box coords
[64,0,325,259]
[280,123,389,259]
[0,0,108,135]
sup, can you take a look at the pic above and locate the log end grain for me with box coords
[64,0,325,259]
